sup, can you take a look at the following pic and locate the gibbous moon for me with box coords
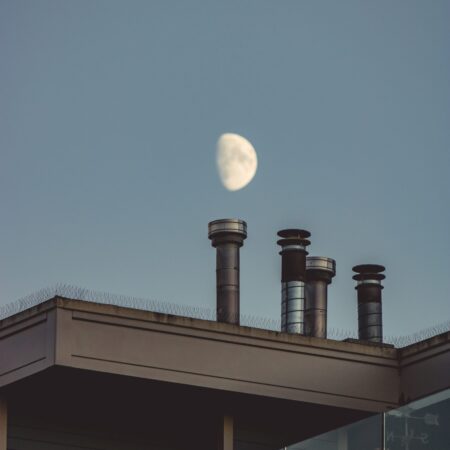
[216,133,258,191]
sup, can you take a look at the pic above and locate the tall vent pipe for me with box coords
[305,256,336,338]
[352,264,386,343]
[277,229,311,334]
[208,219,247,325]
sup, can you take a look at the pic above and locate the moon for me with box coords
[216,133,258,191]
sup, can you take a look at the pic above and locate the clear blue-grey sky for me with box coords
[1,0,449,337]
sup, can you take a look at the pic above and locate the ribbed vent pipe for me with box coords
[352,264,386,343]
[305,256,336,338]
[277,229,311,334]
[208,219,247,325]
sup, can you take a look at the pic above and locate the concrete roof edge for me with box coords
[51,297,398,360]
[398,331,450,360]
[0,297,59,330]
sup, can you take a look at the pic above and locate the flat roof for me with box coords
[1,296,449,414]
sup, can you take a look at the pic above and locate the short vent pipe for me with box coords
[277,229,311,334]
[208,219,247,325]
[352,264,386,343]
[305,256,336,338]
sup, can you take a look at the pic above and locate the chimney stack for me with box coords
[352,264,386,343]
[305,256,336,338]
[208,219,247,325]
[277,229,311,334]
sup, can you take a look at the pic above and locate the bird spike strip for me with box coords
[0,284,448,348]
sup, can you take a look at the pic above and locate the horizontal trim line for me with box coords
[0,356,46,377]
[71,353,397,407]
[71,313,398,367]
[0,315,47,340]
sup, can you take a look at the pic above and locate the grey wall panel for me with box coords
[58,308,399,412]
[0,312,55,387]
[399,335,450,402]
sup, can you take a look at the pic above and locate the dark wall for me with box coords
[5,367,369,450]
[6,368,218,450]
[8,421,168,450]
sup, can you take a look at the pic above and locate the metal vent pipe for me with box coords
[277,229,311,334]
[305,256,336,338]
[352,264,386,343]
[208,219,247,325]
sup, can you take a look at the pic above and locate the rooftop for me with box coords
[1,292,449,415]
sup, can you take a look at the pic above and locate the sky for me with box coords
[1,0,449,338]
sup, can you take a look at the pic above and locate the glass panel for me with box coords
[283,389,450,450]
[385,388,450,450]
[284,414,382,450]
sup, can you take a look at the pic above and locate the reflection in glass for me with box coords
[283,389,449,450]
[385,389,449,450]
[283,414,382,450]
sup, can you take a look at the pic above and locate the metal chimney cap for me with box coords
[277,237,311,248]
[352,264,385,274]
[306,256,336,277]
[277,229,311,250]
[208,218,247,240]
[277,229,311,239]
[352,264,386,282]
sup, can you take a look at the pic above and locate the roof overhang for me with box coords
[1,297,449,415]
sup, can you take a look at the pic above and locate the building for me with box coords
[1,220,449,450]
